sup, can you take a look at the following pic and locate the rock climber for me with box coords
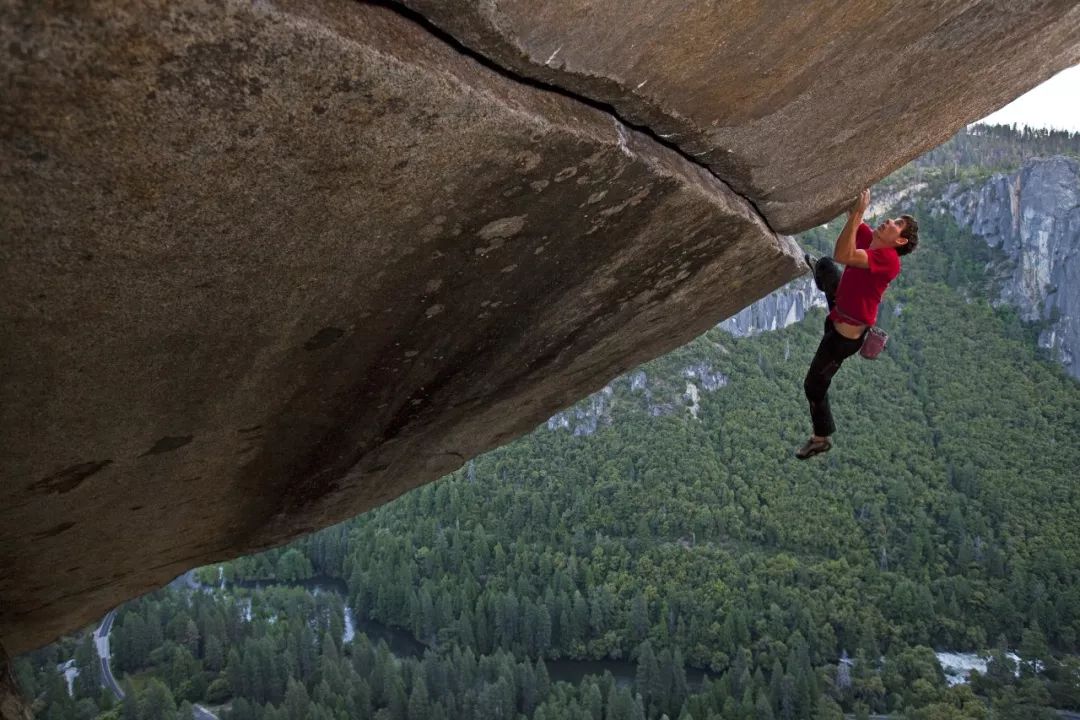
[796,188,919,459]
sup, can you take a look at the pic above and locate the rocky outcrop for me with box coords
[545,359,731,434]
[719,276,824,337]
[401,0,1080,232]
[682,363,729,393]
[546,385,615,436]
[0,645,31,720]
[0,0,799,656]
[944,156,1080,378]
[2,0,1079,660]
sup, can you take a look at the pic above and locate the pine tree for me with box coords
[518,660,539,716]
[140,678,178,720]
[669,649,688,717]
[353,679,374,718]
[755,689,775,720]
[41,664,75,720]
[1018,622,1049,676]
[408,677,430,720]
[226,648,245,700]
[769,658,784,715]
[457,609,476,648]
[419,587,437,643]
[372,644,398,706]
[204,635,224,673]
[606,685,634,720]
[584,681,603,720]
[635,640,659,708]
[284,678,311,720]
[814,695,843,720]
[779,674,795,720]
[120,678,139,720]
[228,698,254,720]
[73,634,102,700]
[388,676,408,720]
[630,595,649,646]
[536,658,551,700]
[572,593,590,645]
[536,600,553,655]
[183,618,201,657]
[729,649,749,700]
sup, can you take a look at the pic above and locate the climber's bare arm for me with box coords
[833,189,870,269]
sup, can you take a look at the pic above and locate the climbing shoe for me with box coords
[803,252,816,274]
[795,436,832,460]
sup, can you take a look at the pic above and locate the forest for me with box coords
[15,125,1080,720]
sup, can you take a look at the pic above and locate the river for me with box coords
[170,570,1080,716]
[177,571,712,689]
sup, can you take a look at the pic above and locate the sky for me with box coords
[975,64,1080,133]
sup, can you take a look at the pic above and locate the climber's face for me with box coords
[874,216,909,249]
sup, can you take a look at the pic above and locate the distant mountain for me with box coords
[941,155,1080,379]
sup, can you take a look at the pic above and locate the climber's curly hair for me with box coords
[897,214,919,256]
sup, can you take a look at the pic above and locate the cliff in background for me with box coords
[944,156,1080,379]
[719,276,824,338]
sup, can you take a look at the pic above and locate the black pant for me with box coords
[804,257,864,437]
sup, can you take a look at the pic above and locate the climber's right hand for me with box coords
[848,188,870,218]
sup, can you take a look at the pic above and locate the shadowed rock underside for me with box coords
[0,0,800,657]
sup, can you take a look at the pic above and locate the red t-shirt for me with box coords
[828,223,901,326]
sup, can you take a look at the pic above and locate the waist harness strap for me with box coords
[833,307,866,326]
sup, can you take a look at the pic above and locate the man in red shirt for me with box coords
[796,188,919,459]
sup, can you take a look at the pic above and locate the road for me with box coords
[94,609,123,699]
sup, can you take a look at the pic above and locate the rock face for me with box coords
[1,0,1078,661]
[401,0,1080,232]
[0,646,31,720]
[945,157,1080,378]
[719,276,824,337]
[0,0,799,656]
[544,359,730,434]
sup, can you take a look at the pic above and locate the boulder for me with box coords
[0,0,800,655]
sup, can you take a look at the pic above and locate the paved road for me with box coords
[94,609,123,699]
